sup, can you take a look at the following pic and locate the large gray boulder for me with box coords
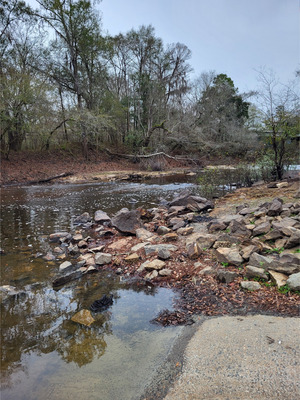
[169,193,213,211]
[112,208,142,235]
[267,198,283,216]
[248,252,273,270]
[269,253,300,275]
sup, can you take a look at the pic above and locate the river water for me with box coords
[0,176,200,400]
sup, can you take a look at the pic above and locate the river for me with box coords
[0,176,199,400]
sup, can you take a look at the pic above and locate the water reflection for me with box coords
[1,178,192,399]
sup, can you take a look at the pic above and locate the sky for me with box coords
[98,0,299,93]
[26,0,299,94]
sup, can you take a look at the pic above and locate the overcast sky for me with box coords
[99,0,299,93]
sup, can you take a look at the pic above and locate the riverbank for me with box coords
[0,149,199,186]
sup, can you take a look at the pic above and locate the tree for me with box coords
[34,0,108,158]
[256,69,300,180]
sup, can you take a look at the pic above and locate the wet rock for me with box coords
[54,246,64,254]
[71,309,95,326]
[52,270,83,288]
[74,212,92,225]
[94,210,111,224]
[215,247,243,266]
[90,294,113,312]
[240,281,261,291]
[43,251,56,261]
[269,270,288,288]
[286,272,300,291]
[78,253,95,266]
[49,232,70,243]
[217,270,238,284]
[95,253,112,265]
[59,261,73,272]
[112,209,142,235]
[245,265,268,280]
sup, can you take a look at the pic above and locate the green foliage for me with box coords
[221,262,229,267]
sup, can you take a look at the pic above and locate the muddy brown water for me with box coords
[1,176,202,400]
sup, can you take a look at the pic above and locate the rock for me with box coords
[240,281,261,291]
[269,253,300,275]
[163,233,178,242]
[43,251,56,261]
[240,244,259,260]
[159,268,172,276]
[285,230,300,249]
[263,229,283,241]
[245,265,268,280]
[267,198,283,216]
[276,182,288,188]
[169,193,213,211]
[168,205,186,214]
[198,266,215,276]
[108,238,131,250]
[187,242,201,259]
[131,243,147,252]
[71,309,95,326]
[89,245,105,253]
[228,220,251,239]
[213,240,232,249]
[59,261,73,272]
[186,233,217,250]
[54,246,64,254]
[274,238,287,249]
[272,217,297,231]
[49,232,71,243]
[143,259,166,271]
[136,228,154,240]
[145,270,158,280]
[52,270,83,287]
[144,244,177,256]
[74,212,92,224]
[78,240,88,248]
[239,207,258,215]
[177,226,194,236]
[94,210,111,224]
[252,222,271,236]
[217,270,238,284]
[94,253,112,265]
[73,233,83,242]
[207,220,227,233]
[124,253,139,264]
[90,294,113,312]
[84,266,98,274]
[169,217,184,227]
[215,247,243,266]
[157,226,171,235]
[286,272,300,291]
[112,209,142,235]
[248,252,273,270]
[158,248,171,260]
[78,253,95,266]
[269,270,288,288]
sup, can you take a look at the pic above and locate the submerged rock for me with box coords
[90,294,113,312]
[71,309,95,326]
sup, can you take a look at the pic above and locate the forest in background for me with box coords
[1,0,299,180]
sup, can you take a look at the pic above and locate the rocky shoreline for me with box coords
[1,179,299,323]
